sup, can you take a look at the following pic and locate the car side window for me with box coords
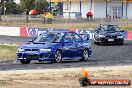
[73,33,82,42]
[64,33,74,43]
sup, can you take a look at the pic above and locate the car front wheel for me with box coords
[20,59,31,64]
[80,49,89,61]
[94,41,97,44]
[119,42,124,45]
[55,50,62,63]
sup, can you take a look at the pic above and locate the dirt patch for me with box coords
[0,66,132,88]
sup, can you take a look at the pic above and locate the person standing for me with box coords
[26,9,29,23]
[86,11,93,21]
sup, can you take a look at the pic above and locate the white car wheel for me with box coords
[83,49,89,61]
[55,50,62,63]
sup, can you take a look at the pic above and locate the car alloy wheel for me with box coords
[20,59,31,64]
[55,50,62,63]
[83,49,89,61]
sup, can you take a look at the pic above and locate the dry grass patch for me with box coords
[0,66,132,88]
[0,21,97,29]
[0,45,18,60]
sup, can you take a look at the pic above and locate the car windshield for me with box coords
[101,25,121,32]
[33,32,64,43]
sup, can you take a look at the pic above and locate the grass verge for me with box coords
[0,21,132,30]
[0,45,18,60]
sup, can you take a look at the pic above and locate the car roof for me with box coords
[100,24,117,26]
[48,30,75,33]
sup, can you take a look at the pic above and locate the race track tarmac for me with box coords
[0,35,132,71]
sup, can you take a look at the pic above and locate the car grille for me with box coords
[17,53,22,58]
[25,49,39,51]
[23,54,38,59]
[106,36,117,38]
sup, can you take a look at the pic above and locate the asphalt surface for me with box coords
[0,35,132,71]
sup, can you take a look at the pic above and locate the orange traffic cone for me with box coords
[81,67,89,77]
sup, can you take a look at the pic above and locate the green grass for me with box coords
[0,21,132,30]
[0,45,18,60]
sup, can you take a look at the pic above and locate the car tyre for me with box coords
[94,41,97,44]
[119,42,124,45]
[20,59,31,64]
[96,42,100,45]
[50,60,56,63]
[55,50,62,63]
[94,39,97,44]
[80,49,89,61]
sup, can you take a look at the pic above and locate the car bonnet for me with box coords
[20,43,59,49]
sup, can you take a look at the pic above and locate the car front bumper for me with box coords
[96,38,124,44]
[17,51,55,61]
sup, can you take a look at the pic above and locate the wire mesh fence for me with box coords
[0,15,132,30]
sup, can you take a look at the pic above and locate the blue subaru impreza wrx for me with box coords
[17,31,92,64]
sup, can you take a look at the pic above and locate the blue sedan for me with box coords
[16,31,92,64]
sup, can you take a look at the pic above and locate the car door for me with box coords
[72,33,84,57]
[62,33,76,58]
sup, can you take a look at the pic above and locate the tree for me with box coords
[5,2,17,14]
[15,3,24,14]
[0,0,15,21]
[20,0,35,10]
[5,2,24,14]
[0,1,3,21]
[0,6,2,21]
[34,0,49,14]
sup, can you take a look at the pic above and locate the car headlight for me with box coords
[39,49,51,52]
[18,48,25,52]
[98,35,105,38]
[117,36,123,38]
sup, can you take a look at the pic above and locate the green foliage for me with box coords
[0,0,57,20]
[5,2,17,14]
[20,0,35,10]
[15,3,24,14]
[5,1,25,14]
[34,0,49,14]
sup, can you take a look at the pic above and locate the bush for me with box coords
[34,0,49,14]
